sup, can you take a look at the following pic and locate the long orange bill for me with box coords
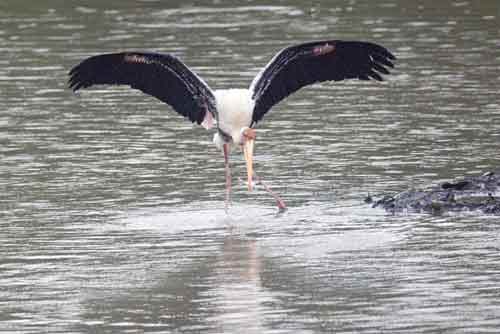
[243,139,254,191]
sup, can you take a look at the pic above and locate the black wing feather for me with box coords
[68,52,216,125]
[250,40,396,124]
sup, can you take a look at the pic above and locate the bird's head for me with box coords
[240,127,256,191]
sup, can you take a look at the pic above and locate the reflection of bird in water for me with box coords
[68,40,396,211]
[212,235,265,333]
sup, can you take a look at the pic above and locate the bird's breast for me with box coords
[214,89,255,141]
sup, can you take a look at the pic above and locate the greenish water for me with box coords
[1,1,500,333]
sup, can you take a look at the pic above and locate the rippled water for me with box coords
[1,1,500,332]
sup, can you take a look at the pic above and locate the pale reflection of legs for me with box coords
[213,236,266,333]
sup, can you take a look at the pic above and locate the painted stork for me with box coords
[68,40,396,211]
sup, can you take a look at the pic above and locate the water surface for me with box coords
[1,0,500,332]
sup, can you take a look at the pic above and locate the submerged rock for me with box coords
[371,171,500,215]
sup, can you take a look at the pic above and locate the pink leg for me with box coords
[223,143,231,212]
[253,172,287,212]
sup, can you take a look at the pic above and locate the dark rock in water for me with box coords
[372,171,500,215]
[441,180,470,191]
[364,194,373,204]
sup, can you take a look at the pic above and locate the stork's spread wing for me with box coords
[69,52,216,126]
[249,40,396,124]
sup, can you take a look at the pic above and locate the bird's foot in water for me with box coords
[275,198,287,213]
[253,173,287,212]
